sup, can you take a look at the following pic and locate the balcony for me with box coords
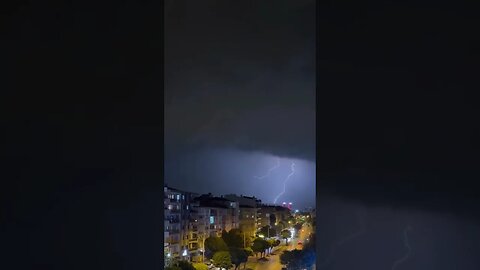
[167,240,180,245]
[188,246,199,253]
[168,219,180,224]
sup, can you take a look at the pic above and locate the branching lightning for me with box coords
[319,209,367,269]
[273,162,295,204]
[391,225,413,270]
[254,157,281,180]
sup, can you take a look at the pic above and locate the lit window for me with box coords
[177,195,180,200]
[186,205,189,210]
[168,205,173,210]
[210,216,214,224]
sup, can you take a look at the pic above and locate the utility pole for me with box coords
[201,233,206,263]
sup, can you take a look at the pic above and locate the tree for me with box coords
[252,238,270,258]
[280,249,315,270]
[244,247,254,257]
[280,250,295,265]
[293,223,303,232]
[274,239,281,248]
[276,220,287,231]
[177,260,196,270]
[266,239,275,255]
[258,225,276,238]
[212,251,232,270]
[193,263,208,270]
[165,266,182,270]
[205,237,229,259]
[222,229,243,248]
[281,229,292,245]
[251,239,263,258]
[280,249,303,269]
[303,233,315,252]
[166,260,196,270]
[230,248,248,270]
[288,216,295,223]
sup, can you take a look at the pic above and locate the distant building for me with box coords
[257,204,292,230]
[224,194,262,244]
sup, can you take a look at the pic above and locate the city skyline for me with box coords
[165,150,316,210]
[165,0,315,212]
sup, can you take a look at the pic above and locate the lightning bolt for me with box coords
[254,157,281,180]
[273,162,295,204]
[318,209,367,269]
[391,225,413,270]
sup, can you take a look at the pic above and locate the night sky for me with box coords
[165,0,316,209]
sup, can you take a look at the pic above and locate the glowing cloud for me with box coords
[254,157,281,180]
[391,225,413,270]
[273,162,295,204]
[319,209,367,269]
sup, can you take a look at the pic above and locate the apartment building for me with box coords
[164,185,198,260]
[224,194,261,242]
[188,194,240,262]
[257,204,292,229]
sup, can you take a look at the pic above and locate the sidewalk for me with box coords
[244,245,286,270]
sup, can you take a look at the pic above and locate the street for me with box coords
[244,245,286,270]
[244,223,313,270]
[289,223,313,251]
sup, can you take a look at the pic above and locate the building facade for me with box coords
[165,186,293,263]
[164,185,198,261]
[224,194,261,243]
[257,204,292,230]
[188,194,240,262]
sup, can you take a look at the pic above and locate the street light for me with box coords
[201,235,206,262]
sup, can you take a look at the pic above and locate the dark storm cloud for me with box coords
[316,198,480,270]
[318,0,480,221]
[165,0,315,161]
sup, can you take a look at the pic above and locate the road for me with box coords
[289,222,313,251]
[245,223,314,270]
[256,246,286,270]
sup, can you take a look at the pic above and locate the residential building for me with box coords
[257,204,292,230]
[188,194,240,261]
[164,185,198,261]
[224,194,261,244]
